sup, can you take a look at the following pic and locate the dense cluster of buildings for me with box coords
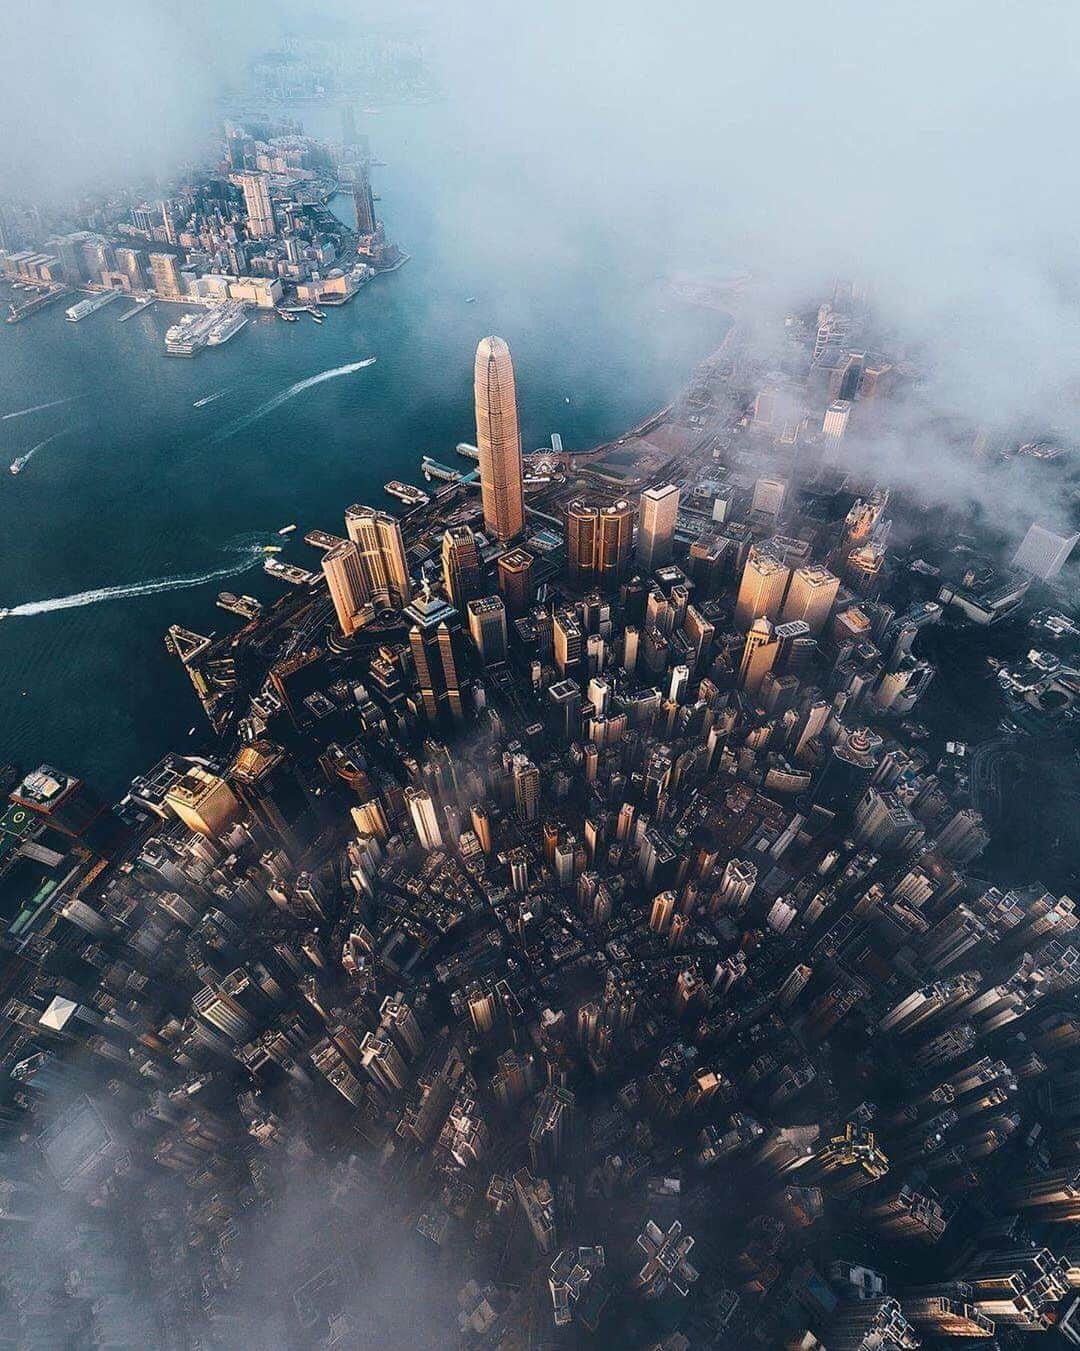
[0,110,403,325]
[0,288,1078,1348]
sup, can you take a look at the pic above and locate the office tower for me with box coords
[234,171,276,238]
[406,587,469,726]
[345,505,411,608]
[739,617,778,696]
[688,534,729,597]
[751,476,786,518]
[230,739,312,857]
[1011,522,1080,579]
[812,727,878,807]
[822,400,851,439]
[717,858,758,911]
[352,167,377,235]
[512,755,540,823]
[781,565,839,635]
[650,890,676,934]
[497,547,535,617]
[846,544,885,596]
[441,526,483,609]
[360,1031,409,1095]
[468,596,508,664]
[853,789,922,852]
[114,246,147,291]
[548,679,582,740]
[554,610,584,677]
[475,336,525,544]
[637,484,680,571]
[934,808,990,865]
[566,500,633,590]
[777,964,813,1009]
[322,539,369,635]
[405,787,443,849]
[164,766,239,838]
[147,251,184,299]
[566,502,598,588]
[632,1220,699,1299]
[734,551,790,628]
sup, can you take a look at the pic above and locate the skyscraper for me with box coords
[781,565,840,635]
[442,526,483,609]
[637,484,680,572]
[406,587,468,726]
[497,547,535,617]
[353,168,377,236]
[566,500,633,590]
[233,171,276,239]
[147,252,184,300]
[467,596,508,664]
[322,540,369,635]
[474,336,525,544]
[345,505,411,608]
[738,617,778,696]
[1011,522,1080,579]
[734,551,791,629]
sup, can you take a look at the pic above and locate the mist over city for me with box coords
[1,3,1079,1349]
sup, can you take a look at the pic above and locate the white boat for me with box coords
[278,524,297,535]
[0,608,9,620]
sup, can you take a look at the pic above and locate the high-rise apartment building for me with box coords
[345,505,411,608]
[475,336,525,544]
[441,526,483,609]
[637,484,680,572]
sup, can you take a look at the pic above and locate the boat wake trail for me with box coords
[10,427,72,473]
[1,395,82,421]
[210,362,371,443]
[6,545,265,618]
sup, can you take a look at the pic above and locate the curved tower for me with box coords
[474,336,525,544]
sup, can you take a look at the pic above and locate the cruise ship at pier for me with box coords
[165,301,248,356]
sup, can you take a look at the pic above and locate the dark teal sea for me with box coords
[0,103,728,798]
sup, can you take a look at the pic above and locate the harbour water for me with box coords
[0,103,729,796]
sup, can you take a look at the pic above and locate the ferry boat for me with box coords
[384,480,430,507]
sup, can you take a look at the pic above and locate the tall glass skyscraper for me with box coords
[474,336,525,545]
